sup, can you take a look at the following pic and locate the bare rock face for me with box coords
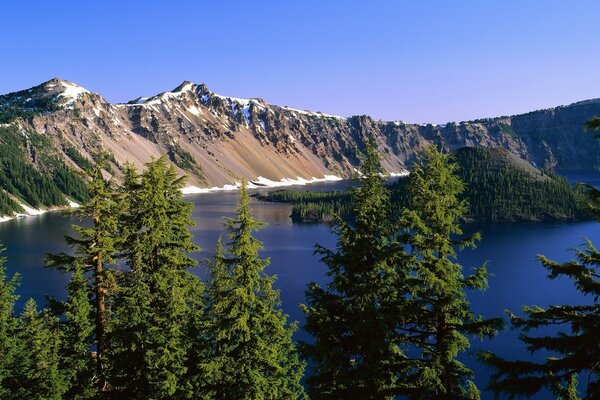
[2,78,600,189]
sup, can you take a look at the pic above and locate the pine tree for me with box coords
[46,157,120,393]
[400,145,503,399]
[201,180,305,400]
[301,141,408,399]
[0,247,19,398]
[480,241,599,399]
[60,265,96,399]
[8,298,67,400]
[194,236,228,398]
[109,157,200,399]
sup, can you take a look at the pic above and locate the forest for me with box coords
[0,126,89,215]
[0,144,597,400]
[257,146,589,224]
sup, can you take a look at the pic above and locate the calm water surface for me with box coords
[2,177,598,399]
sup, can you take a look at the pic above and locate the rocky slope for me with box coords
[1,78,600,199]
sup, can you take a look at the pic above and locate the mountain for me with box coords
[0,77,599,217]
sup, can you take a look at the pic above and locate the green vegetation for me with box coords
[301,142,408,399]
[302,144,502,399]
[0,144,597,399]
[258,146,589,224]
[454,147,587,221]
[63,146,93,171]
[0,126,89,215]
[0,90,61,123]
[200,181,305,399]
[168,143,205,181]
[398,147,503,398]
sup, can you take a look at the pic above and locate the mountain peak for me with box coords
[173,81,194,92]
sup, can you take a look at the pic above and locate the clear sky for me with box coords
[1,1,599,123]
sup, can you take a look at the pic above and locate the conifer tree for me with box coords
[8,298,66,400]
[46,157,120,393]
[480,243,599,399]
[0,248,19,398]
[60,265,96,399]
[301,142,408,399]
[401,145,503,399]
[194,236,228,398]
[109,157,200,399]
[201,181,305,400]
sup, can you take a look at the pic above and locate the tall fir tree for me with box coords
[7,298,67,400]
[400,145,503,399]
[201,180,305,400]
[194,236,228,398]
[46,157,120,393]
[0,247,19,398]
[109,157,200,399]
[60,265,97,399]
[301,141,408,399]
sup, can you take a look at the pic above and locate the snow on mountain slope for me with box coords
[1,77,600,194]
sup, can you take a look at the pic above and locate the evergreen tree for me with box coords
[400,145,503,399]
[480,242,599,399]
[8,299,67,400]
[0,247,19,398]
[46,157,120,393]
[301,142,408,399]
[201,180,305,400]
[194,236,228,398]
[109,157,200,399]
[60,265,97,399]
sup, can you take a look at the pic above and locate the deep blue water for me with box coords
[2,175,599,399]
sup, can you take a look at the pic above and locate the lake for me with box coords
[1,177,598,399]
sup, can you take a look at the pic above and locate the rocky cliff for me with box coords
[1,78,600,195]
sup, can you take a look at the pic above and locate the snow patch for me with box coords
[58,81,90,107]
[282,106,344,120]
[19,203,46,216]
[388,170,410,177]
[181,174,343,195]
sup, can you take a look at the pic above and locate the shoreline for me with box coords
[0,199,80,224]
[0,172,410,223]
[181,171,409,195]
[181,175,345,195]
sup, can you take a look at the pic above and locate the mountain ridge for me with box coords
[0,78,599,209]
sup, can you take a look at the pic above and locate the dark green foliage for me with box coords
[0,126,89,214]
[48,157,90,204]
[585,116,600,135]
[453,147,587,222]
[59,266,97,399]
[399,146,503,399]
[0,87,61,123]
[259,147,589,224]
[0,248,19,398]
[168,143,205,181]
[256,190,351,223]
[201,181,305,400]
[302,142,407,399]
[7,299,67,400]
[109,157,200,399]
[63,146,93,171]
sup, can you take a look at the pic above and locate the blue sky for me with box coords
[1,1,599,123]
